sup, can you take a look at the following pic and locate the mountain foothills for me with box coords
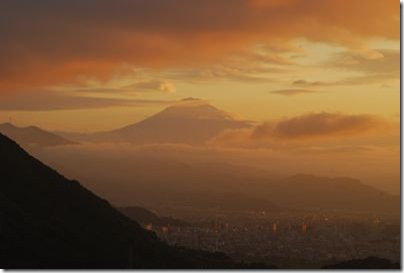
[40,152,399,213]
[0,123,76,147]
[248,174,399,212]
[0,133,275,269]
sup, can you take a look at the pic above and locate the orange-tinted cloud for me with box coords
[124,80,176,93]
[270,89,317,96]
[293,74,399,88]
[0,0,398,92]
[0,91,174,111]
[252,112,386,139]
[291,49,400,88]
[331,49,400,74]
[212,112,388,148]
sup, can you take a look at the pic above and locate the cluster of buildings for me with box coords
[144,211,400,267]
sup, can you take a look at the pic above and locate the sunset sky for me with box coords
[0,0,399,132]
[0,0,400,195]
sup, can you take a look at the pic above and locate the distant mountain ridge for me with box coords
[0,133,275,269]
[29,140,400,213]
[0,123,75,147]
[247,174,400,212]
[35,146,399,213]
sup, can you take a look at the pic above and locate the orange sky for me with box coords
[0,0,400,194]
[0,0,399,132]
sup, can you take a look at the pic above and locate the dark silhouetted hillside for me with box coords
[0,133,277,269]
[118,206,190,227]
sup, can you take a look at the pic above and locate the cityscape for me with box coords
[147,210,400,268]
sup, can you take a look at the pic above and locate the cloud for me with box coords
[293,74,398,88]
[0,91,174,111]
[125,80,176,93]
[165,48,292,83]
[292,49,400,88]
[181,97,202,102]
[331,49,400,74]
[211,112,388,148]
[270,89,317,96]
[0,0,398,91]
[292,79,330,87]
[252,112,386,139]
[167,66,278,83]
[291,145,384,155]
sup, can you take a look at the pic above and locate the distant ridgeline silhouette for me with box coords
[0,133,275,269]
[0,122,76,147]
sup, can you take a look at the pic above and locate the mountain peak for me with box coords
[94,102,252,145]
[154,103,234,121]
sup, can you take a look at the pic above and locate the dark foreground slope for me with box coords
[119,206,191,227]
[0,133,272,269]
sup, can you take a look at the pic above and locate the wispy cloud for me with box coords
[331,49,399,74]
[293,73,398,88]
[292,79,330,87]
[0,91,174,111]
[270,89,317,96]
[292,49,400,88]
[0,0,397,91]
[124,80,176,93]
